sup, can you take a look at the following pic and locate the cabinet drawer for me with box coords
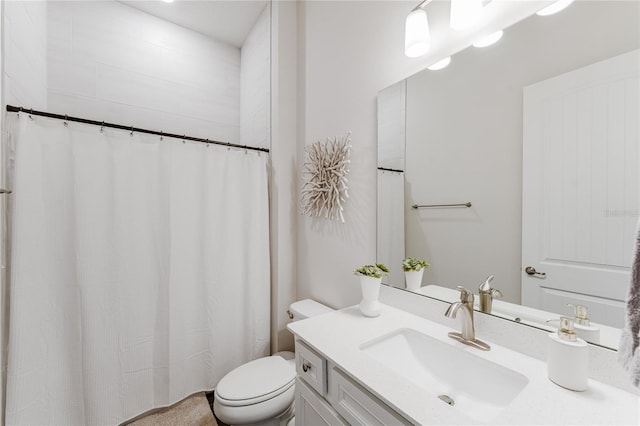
[296,340,327,396]
[329,367,411,426]
[295,378,347,426]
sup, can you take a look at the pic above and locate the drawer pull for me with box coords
[302,361,312,372]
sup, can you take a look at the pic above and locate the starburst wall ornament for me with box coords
[301,132,351,223]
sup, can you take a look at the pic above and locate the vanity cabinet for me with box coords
[294,340,411,426]
[296,378,347,426]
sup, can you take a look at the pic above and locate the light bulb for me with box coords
[405,9,430,58]
[536,0,575,16]
[473,30,504,48]
[450,0,483,31]
[428,57,451,71]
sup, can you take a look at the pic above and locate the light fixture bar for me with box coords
[412,0,433,12]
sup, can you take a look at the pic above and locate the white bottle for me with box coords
[547,316,588,391]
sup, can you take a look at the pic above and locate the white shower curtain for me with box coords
[5,113,271,425]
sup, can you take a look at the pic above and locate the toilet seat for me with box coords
[215,378,295,407]
[215,356,296,406]
[214,356,297,425]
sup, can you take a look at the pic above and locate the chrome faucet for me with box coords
[445,286,490,351]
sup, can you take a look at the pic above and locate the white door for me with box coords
[522,50,639,328]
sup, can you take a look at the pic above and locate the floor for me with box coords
[206,392,230,426]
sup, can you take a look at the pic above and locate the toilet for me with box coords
[213,299,333,426]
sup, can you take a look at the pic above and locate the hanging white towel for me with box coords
[619,219,640,388]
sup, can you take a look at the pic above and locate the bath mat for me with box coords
[127,392,218,426]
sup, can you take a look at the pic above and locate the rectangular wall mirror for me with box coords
[377,0,639,350]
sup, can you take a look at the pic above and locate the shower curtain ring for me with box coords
[206,139,210,147]
[160,131,163,141]
[100,121,105,133]
[130,126,134,137]
[29,109,33,120]
[182,135,186,144]
[64,115,68,127]
[227,142,231,151]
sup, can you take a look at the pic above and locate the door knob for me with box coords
[524,266,546,277]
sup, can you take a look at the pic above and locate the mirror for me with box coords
[377,1,639,350]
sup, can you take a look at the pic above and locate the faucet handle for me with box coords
[455,286,474,303]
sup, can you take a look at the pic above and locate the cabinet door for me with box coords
[296,378,347,426]
[329,367,411,426]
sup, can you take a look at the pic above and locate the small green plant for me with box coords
[402,257,430,272]
[354,263,389,279]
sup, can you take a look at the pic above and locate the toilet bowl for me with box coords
[213,299,333,426]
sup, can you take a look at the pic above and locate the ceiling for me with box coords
[119,0,268,47]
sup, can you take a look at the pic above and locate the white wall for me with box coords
[270,0,299,353]
[241,4,270,149]
[296,1,552,308]
[4,0,47,109]
[47,1,240,142]
[404,1,639,304]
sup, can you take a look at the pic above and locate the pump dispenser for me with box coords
[547,316,588,391]
[566,303,600,343]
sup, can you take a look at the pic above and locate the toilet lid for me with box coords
[216,356,296,402]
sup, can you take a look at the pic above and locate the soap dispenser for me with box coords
[547,316,588,391]
[567,303,600,344]
[478,275,503,313]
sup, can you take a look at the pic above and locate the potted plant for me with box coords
[354,263,389,317]
[402,257,430,291]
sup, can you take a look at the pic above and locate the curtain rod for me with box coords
[6,105,270,153]
[377,167,404,173]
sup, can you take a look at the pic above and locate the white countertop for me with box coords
[288,304,640,425]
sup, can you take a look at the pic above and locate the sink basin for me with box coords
[360,328,529,422]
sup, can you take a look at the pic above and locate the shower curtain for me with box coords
[5,113,271,425]
[377,170,405,287]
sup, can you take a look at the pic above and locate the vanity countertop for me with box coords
[288,304,639,425]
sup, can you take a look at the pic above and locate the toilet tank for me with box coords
[289,299,333,321]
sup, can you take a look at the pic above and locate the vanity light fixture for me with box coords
[450,0,484,31]
[472,30,504,48]
[405,0,433,58]
[428,56,451,71]
[536,0,575,16]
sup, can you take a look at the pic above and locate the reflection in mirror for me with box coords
[376,1,639,350]
[417,284,621,349]
[377,80,406,287]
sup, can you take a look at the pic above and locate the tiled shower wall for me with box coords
[46,1,248,143]
[4,0,48,109]
[241,6,270,149]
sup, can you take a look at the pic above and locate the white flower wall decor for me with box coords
[301,132,352,223]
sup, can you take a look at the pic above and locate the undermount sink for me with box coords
[360,328,529,422]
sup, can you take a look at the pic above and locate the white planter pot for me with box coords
[405,269,424,291]
[359,276,382,317]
